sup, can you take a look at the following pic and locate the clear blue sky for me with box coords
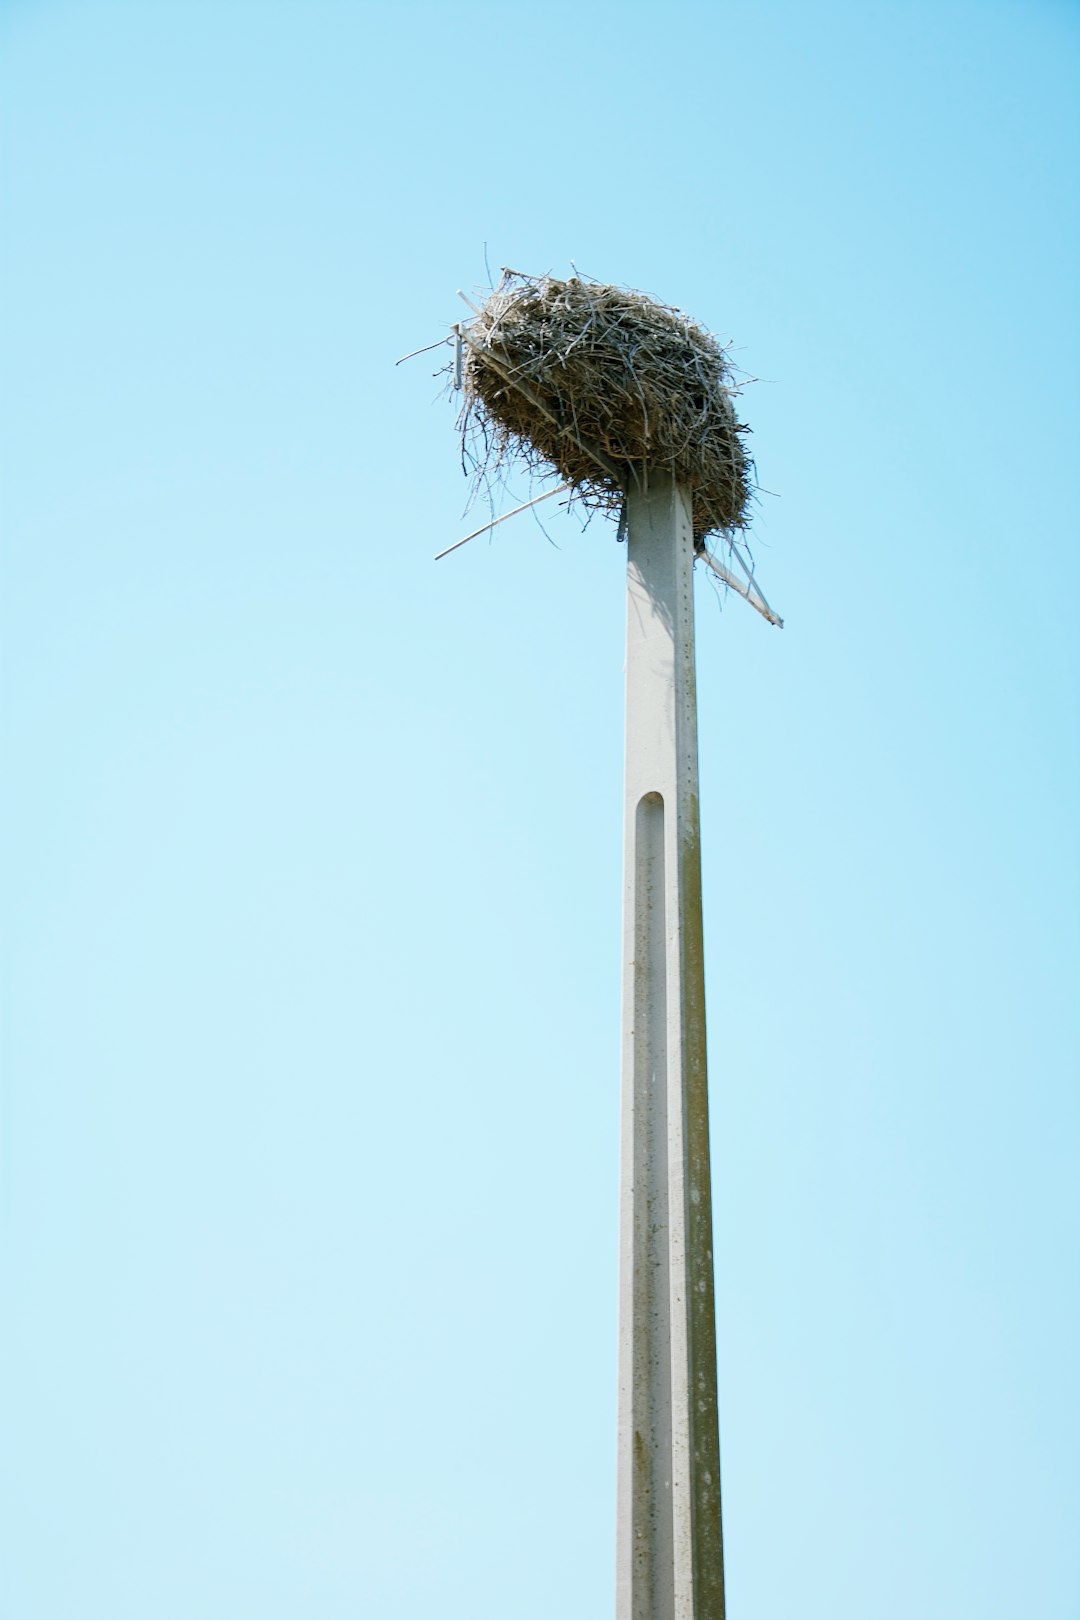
[2,3,1077,1616]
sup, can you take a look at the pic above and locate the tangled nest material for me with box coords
[456,271,755,545]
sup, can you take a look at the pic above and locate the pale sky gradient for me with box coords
[2,3,1078,1617]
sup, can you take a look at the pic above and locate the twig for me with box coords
[435,483,571,561]
[698,546,784,628]
[724,536,782,626]
[395,337,452,366]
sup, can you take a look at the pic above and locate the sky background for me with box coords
[1,2,1078,1617]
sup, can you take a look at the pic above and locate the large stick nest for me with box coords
[458,272,755,544]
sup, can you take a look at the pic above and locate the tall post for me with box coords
[616,474,725,1620]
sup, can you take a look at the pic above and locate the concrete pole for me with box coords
[616,474,725,1620]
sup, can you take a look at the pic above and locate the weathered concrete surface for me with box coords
[617,475,725,1620]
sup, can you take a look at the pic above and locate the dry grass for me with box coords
[456,271,755,544]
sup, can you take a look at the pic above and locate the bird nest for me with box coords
[456,272,755,544]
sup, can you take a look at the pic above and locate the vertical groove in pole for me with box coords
[617,475,725,1620]
[632,791,673,1620]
